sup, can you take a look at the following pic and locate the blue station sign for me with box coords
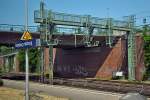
[15,39,41,49]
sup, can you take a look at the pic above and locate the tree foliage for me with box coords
[142,25,150,79]
[28,48,40,73]
[0,46,11,55]
[17,48,40,73]
[0,45,41,73]
[143,35,150,79]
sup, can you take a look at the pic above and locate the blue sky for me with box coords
[0,0,150,26]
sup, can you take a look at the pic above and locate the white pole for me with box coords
[75,33,77,48]
[25,0,29,100]
[25,49,29,100]
[25,0,28,30]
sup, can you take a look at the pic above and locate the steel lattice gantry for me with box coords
[34,8,135,47]
[34,0,136,81]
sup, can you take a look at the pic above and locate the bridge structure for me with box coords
[0,24,114,47]
[34,0,136,81]
[0,1,140,81]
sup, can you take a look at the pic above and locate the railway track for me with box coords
[1,73,150,96]
[53,78,150,96]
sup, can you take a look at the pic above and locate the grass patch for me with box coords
[0,87,70,100]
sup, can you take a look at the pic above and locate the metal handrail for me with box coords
[0,49,18,57]
[0,24,38,33]
[34,10,131,30]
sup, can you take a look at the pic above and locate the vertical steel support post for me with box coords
[40,47,44,83]
[5,57,9,72]
[75,33,77,47]
[47,10,55,84]
[49,45,53,84]
[108,18,112,47]
[48,19,54,85]
[106,18,113,47]
[128,15,136,81]
[40,0,45,83]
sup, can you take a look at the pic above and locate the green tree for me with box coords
[0,46,10,55]
[143,35,150,79]
[28,48,40,73]
[142,25,150,80]
[17,48,40,73]
[17,49,25,72]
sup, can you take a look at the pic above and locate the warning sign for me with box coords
[21,31,32,40]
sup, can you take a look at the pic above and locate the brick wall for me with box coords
[54,37,128,79]
[135,35,145,81]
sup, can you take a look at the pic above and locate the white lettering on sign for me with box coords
[15,41,32,48]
